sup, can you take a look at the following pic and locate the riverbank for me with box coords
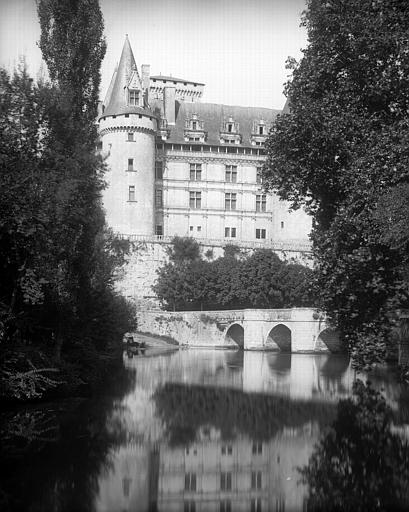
[0,343,124,404]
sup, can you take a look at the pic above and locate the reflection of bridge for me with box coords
[136,308,342,352]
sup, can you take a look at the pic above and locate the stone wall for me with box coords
[115,237,313,306]
[136,308,341,352]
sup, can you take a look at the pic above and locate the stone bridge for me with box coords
[136,308,342,353]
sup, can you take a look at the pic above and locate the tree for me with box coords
[263,0,409,366]
[0,1,135,400]
[301,380,409,511]
[153,239,314,311]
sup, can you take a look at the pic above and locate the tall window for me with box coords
[184,501,196,512]
[256,194,267,212]
[225,165,237,183]
[190,163,202,181]
[128,186,135,202]
[256,229,266,239]
[252,442,263,455]
[189,191,201,209]
[128,158,134,171]
[221,444,233,455]
[155,225,163,236]
[155,189,163,207]
[185,473,197,491]
[127,132,134,141]
[128,89,139,105]
[220,500,231,512]
[225,193,237,210]
[251,471,262,490]
[224,228,236,239]
[256,167,263,184]
[155,161,163,179]
[251,498,262,512]
[220,472,232,491]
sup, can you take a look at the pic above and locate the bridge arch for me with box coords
[266,324,292,352]
[225,323,244,349]
[316,328,342,353]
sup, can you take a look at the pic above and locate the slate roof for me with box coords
[150,99,279,147]
[150,75,204,86]
[100,36,280,141]
[102,35,142,118]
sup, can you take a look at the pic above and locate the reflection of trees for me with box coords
[154,383,336,445]
[0,368,135,512]
[301,380,409,511]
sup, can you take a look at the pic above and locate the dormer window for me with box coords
[128,89,139,106]
[184,113,206,142]
[220,117,241,144]
[251,119,268,146]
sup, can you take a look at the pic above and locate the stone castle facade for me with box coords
[98,36,311,246]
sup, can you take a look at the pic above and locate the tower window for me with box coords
[225,165,237,183]
[155,189,163,207]
[225,193,237,210]
[128,89,139,106]
[281,221,284,229]
[190,163,202,181]
[256,194,267,212]
[128,186,136,202]
[192,121,197,130]
[256,229,266,239]
[189,191,201,209]
[227,123,233,133]
[155,225,163,236]
[127,132,134,141]
[259,125,264,135]
[128,158,134,171]
[155,161,163,179]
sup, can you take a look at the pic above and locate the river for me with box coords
[1,348,409,511]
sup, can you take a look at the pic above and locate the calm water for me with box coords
[1,349,409,512]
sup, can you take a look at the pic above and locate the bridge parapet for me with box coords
[136,308,342,352]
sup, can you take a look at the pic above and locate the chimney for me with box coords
[164,86,176,125]
[141,64,150,89]
[141,64,150,106]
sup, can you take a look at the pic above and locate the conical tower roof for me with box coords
[100,35,152,118]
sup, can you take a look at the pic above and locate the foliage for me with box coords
[165,235,201,264]
[153,238,314,310]
[263,0,409,366]
[0,1,134,400]
[154,382,336,446]
[301,379,409,511]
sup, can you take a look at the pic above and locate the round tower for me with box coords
[98,36,156,236]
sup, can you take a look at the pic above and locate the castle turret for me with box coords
[98,35,157,235]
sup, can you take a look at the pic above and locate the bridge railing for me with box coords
[117,234,312,253]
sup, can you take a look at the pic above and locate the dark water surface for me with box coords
[1,349,409,511]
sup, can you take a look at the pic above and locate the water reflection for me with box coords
[301,380,409,511]
[1,349,408,512]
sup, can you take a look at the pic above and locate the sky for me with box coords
[0,0,308,109]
